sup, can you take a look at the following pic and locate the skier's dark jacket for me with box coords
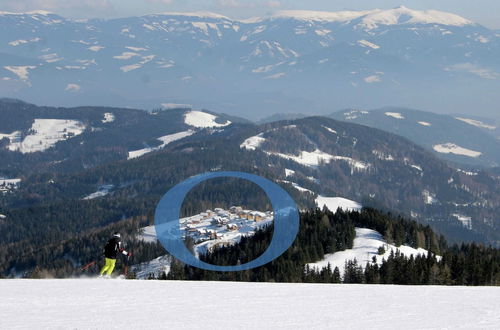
[103,237,126,259]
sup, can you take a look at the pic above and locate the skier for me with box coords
[99,232,132,277]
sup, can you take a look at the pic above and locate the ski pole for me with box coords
[81,261,97,272]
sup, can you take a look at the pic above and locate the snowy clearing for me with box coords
[83,184,114,200]
[315,196,362,212]
[128,130,195,159]
[267,149,370,171]
[455,117,497,130]
[184,111,231,128]
[88,45,104,52]
[281,180,315,194]
[0,178,21,193]
[453,213,473,230]
[308,228,436,276]
[422,190,438,205]
[418,121,432,126]
[433,143,482,158]
[1,280,498,329]
[240,133,266,150]
[102,112,115,123]
[385,112,405,119]
[357,39,380,49]
[1,119,85,153]
[4,65,36,81]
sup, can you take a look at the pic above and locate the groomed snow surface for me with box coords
[1,280,499,329]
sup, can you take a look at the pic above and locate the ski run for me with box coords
[1,279,499,329]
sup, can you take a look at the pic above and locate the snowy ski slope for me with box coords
[1,280,499,329]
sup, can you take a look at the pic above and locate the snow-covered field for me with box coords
[0,119,86,153]
[128,130,195,159]
[433,143,482,158]
[315,196,362,212]
[184,111,231,128]
[308,228,435,276]
[1,279,498,329]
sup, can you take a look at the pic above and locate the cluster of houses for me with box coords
[181,206,273,243]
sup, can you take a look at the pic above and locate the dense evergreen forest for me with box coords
[161,208,500,286]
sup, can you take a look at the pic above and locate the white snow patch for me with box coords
[264,72,285,79]
[102,113,115,123]
[113,52,140,60]
[128,130,195,159]
[120,64,142,72]
[308,228,438,277]
[142,24,156,31]
[184,111,231,128]
[455,117,496,130]
[322,126,337,134]
[476,35,489,43]
[285,169,295,177]
[315,29,331,36]
[364,75,381,83]
[125,46,147,52]
[385,112,405,119]
[315,196,362,212]
[372,150,395,161]
[131,255,171,279]
[88,45,104,52]
[411,165,423,172]
[282,180,314,194]
[268,149,370,171]
[358,40,380,49]
[446,63,498,80]
[8,37,40,46]
[137,225,159,244]
[418,121,432,126]
[433,143,482,158]
[240,133,265,151]
[4,66,36,81]
[422,190,438,205]
[452,214,472,230]
[83,184,114,200]
[3,119,86,153]
[0,178,21,193]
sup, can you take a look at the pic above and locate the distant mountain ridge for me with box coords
[329,107,500,168]
[0,8,499,118]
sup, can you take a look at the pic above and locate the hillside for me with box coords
[1,280,499,329]
[0,8,499,118]
[239,117,500,245]
[0,99,241,175]
[1,105,499,277]
[329,108,500,168]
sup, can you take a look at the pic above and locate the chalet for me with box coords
[251,211,267,222]
[227,223,239,231]
[230,206,243,214]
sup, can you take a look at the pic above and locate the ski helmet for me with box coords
[113,232,121,238]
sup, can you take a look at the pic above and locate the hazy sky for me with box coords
[1,0,500,29]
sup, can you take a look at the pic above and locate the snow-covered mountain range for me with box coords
[0,7,499,118]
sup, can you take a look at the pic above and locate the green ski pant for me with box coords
[100,258,116,276]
